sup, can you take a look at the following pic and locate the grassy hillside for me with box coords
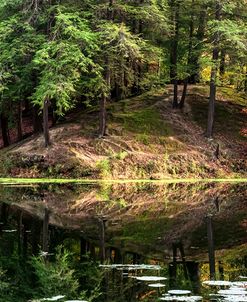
[0,85,246,179]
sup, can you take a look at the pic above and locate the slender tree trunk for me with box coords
[17,210,23,257]
[179,0,194,109]
[24,99,30,113]
[0,113,10,147]
[42,208,50,253]
[170,0,179,108]
[31,220,41,255]
[179,80,188,109]
[43,98,51,147]
[107,0,114,19]
[189,6,207,84]
[245,67,247,92]
[99,53,111,137]
[219,49,226,79]
[206,2,221,138]
[32,104,43,133]
[23,224,28,259]
[206,215,216,280]
[17,101,23,141]
[99,96,107,138]
[100,219,106,263]
[51,104,58,127]
[139,0,144,33]
[98,0,114,137]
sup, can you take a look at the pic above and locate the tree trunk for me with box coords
[219,49,226,78]
[179,79,188,109]
[51,104,58,127]
[206,215,216,280]
[98,0,113,137]
[32,104,43,133]
[99,60,110,137]
[179,0,194,109]
[0,113,10,147]
[43,98,51,147]
[245,68,247,92]
[31,220,41,255]
[17,101,23,141]
[99,96,107,138]
[170,0,179,108]
[206,2,221,138]
[189,6,207,84]
[24,99,30,113]
[17,210,23,257]
[42,208,50,253]
[107,0,114,19]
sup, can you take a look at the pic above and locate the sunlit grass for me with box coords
[0,177,246,185]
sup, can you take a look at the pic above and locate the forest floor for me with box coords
[0,84,246,179]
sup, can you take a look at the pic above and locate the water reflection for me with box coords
[0,182,246,301]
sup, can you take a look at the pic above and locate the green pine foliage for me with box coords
[31,247,80,299]
[32,8,103,115]
[0,0,246,144]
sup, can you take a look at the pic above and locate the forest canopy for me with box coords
[0,0,246,147]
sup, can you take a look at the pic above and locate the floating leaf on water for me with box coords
[2,229,17,233]
[203,281,232,287]
[160,295,202,301]
[40,251,54,257]
[148,283,166,287]
[239,277,247,280]
[232,282,247,288]
[99,264,161,270]
[223,296,247,302]
[168,290,191,295]
[218,289,247,296]
[209,294,221,297]
[64,300,88,302]
[41,295,65,301]
[134,276,167,281]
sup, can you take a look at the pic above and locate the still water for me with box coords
[0,182,246,302]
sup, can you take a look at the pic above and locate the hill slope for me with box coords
[1,85,246,179]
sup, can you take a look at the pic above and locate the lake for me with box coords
[0,181,246,302]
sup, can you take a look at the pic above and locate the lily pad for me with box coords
[168,290,191,295]
[232,282,247,288]
[148,283,166,287]
[64,300,88,302]
[223,296,247,302]
[135,276,167,281]
[218,289,247,296]
[203,280,232,287]
[41,296,65,301]
[2,229,17,233]
[99,264,161,270]
[160,295,202,301]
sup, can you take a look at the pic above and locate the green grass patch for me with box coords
[188,96,247,141]
[217,86,247,106]
[116,107,172,136]
[0,178,246,185]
